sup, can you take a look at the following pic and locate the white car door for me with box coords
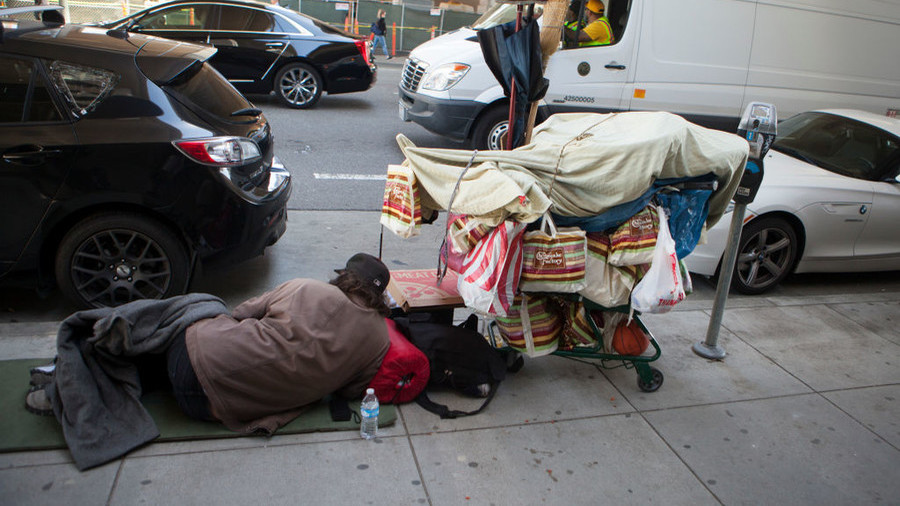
[852,180,900,268]
[794,196,872,267]
[765,154,872,268]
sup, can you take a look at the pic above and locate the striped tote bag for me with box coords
[579,232,649,308]
[608,205,659,266]
[520,213,587,293]
[380,164,422,238]
[495,293,561,357]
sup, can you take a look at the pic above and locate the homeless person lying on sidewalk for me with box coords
[25,253,392,470]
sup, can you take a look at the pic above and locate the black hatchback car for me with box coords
[0,10,291,308]
[103,0,376,109]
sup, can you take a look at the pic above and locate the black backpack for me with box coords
[394,314,515,418]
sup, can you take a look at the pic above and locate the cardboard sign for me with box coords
[387,269,464,312]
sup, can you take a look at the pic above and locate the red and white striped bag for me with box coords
[457,220,527,317]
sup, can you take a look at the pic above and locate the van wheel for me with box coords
[55,213,191,309]
[275,63,322,109]
[471,105,509,151]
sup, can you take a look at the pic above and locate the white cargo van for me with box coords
[398,0,900,150]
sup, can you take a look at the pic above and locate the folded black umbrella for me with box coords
[477,17,549,149]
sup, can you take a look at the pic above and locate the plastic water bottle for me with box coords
[360,388,379,440]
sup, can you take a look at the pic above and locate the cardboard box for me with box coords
[387,269,464,312]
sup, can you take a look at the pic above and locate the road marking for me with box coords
[313,173,387,181]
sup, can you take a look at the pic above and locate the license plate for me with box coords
[398,102,409,122]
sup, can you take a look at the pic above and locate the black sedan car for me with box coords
[0,10,291,308]
[102,0,376,108]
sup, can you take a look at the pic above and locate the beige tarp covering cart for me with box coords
[397,111,749,231]
[389,111,749,392]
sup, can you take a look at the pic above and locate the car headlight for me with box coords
[421,63,470,91]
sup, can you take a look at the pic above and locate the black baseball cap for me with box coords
[336,253,390,294]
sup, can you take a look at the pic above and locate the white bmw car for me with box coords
[685,109,900,294]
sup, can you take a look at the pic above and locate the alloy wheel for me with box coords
[278,66,320,108]
[733,217,797,294]
[68,229,174,307]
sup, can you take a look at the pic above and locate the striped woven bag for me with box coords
[520,213,587,293]
[380,164,422,238]
[608,205,659,266]
[495,293,561,357]
[579,233,649,308]
[559,300,599,350]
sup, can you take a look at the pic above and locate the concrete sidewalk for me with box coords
[1,210,899,505]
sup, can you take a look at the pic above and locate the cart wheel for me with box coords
[637,368,664,392]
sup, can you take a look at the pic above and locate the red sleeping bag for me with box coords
[368,318,430,403]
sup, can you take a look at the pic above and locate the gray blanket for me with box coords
[45,294,227,470]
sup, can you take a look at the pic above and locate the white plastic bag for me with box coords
[630,206,685,313]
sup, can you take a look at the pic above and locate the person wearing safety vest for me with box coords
[563,1,583,31]
[578,0,614,46]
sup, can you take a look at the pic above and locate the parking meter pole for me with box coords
[693,102,776,361]
[693,202,746,359]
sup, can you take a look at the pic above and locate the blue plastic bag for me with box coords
[655,189,712,259]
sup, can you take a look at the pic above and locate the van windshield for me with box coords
[472,1,543,29]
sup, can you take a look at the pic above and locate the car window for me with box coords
[137,5,216,30]
[47,61,119,118]
[0,55,63,123]
[219,6,274,32]
[246,11,275,32]
[165,62,252,121]
[273,15,294,33]
[773,112,900,181]
[291,12,340,35]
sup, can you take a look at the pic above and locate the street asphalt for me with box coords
[1,209,899,505]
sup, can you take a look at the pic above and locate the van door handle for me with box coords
[265,42,285,49]
[605,63,626,70]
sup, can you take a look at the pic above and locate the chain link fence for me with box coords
[2,0,142,24]
[1,0,482,54]
[289,0,481,54]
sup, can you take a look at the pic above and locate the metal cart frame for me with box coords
[488,298,664,393]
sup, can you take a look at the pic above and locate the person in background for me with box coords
[370,9,391,60]
[576,0,614,46]
[564,1,583,31]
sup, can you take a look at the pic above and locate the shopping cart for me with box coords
[487,297,664,392]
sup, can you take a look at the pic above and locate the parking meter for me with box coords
[694,103,776,360]
[733,102,777,204]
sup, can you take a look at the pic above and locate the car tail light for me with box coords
[173,137,261,166]
[355,39,372,66]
